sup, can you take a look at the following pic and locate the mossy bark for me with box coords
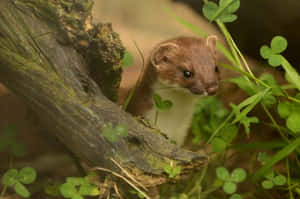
[0,0,206,188]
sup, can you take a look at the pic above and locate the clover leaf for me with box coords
[261,171,286,189]
[277,100,300,134]
[216,167,247,195]
[2,167,37,198]
[60,176,99,199]
[260,36,288,67]
[203,0,240,23]
[153,93,173,111]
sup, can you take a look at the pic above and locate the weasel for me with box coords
[124,36,219,145]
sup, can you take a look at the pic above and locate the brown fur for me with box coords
[125,36,219,116]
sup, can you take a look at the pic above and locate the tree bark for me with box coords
[0,0,206,188]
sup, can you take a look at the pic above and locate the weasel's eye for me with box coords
[215,66,219,73]
[183,70,193,78]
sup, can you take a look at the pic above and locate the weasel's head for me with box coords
[150,36,219,96]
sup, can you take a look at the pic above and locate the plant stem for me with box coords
[0,185,8,199]
[207,112,233,143]
[154,110,158,125]
[286,159,295,199]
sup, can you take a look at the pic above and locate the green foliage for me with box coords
[164,162,181,178]
[153,93,173,111]
[277,100,300,134]
[192,96,238,152]
[59,176,99,199]
[257,152,271,165]
[166,0,300,198]
[216,167,246,197]
[0,123,26,157]
[44,182,62,197]
[130,189,145,199]
[2,167,37,198]
[261,171,286,189]
[203,0,240,23]
[101,123,128,143]
[260,36,287,67]
[122,51,134,67]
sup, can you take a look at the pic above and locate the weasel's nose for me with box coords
[206,83,219,95]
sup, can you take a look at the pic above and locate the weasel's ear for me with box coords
[205,35,217,51]
[150,42,179,69]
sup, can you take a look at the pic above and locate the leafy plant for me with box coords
[192,96,238,152]
[203,0,240,23]
[216,167,246,197]
[164,162,181,178]
[261,171,286,189]
[260,36,288,67]
[277,99,300,134]
[44,182,62,197]
[2,167,37,198]
[153,93,173,111]
[59,176,99,199]
[0,123,26,157]
[153,93,173,125]
[130,189,145,199]
[101,123,128,143]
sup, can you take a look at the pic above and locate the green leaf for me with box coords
[79,183,99,196]
[202,2,218,21]
[44,182,61,197]
[15,182,30,198]
[211,137,227,153]
[277,101,293,119]
[260,45,272,59]
[257,152,271,165]
[240,116,259,135]
[262,180,274,189]
[17,167,37,184]
[259,73,282,95]
[219,124,238,143]
[223,181,237,194]
[219,14,237,23]
[219,0,240,13]
[264,170,274,180]
[286,112,300,133]
[253,136,300,179]
[11,143,26,157]
[271,36,288,54]
[230,168,247,183]
[66,177,85,186]
[282,57,300,91]
[73,195,84,199]
[230,76,256,95]
[164,164,181,178]
[60,182,78,198]
[153,93,173,111]
[122,51,133,67]
[216,167,230,181]
[209,0,240,22]
[268,54,282,67]
[273,175,286,186]
[230,193,242,199]
[2,169,18,186]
